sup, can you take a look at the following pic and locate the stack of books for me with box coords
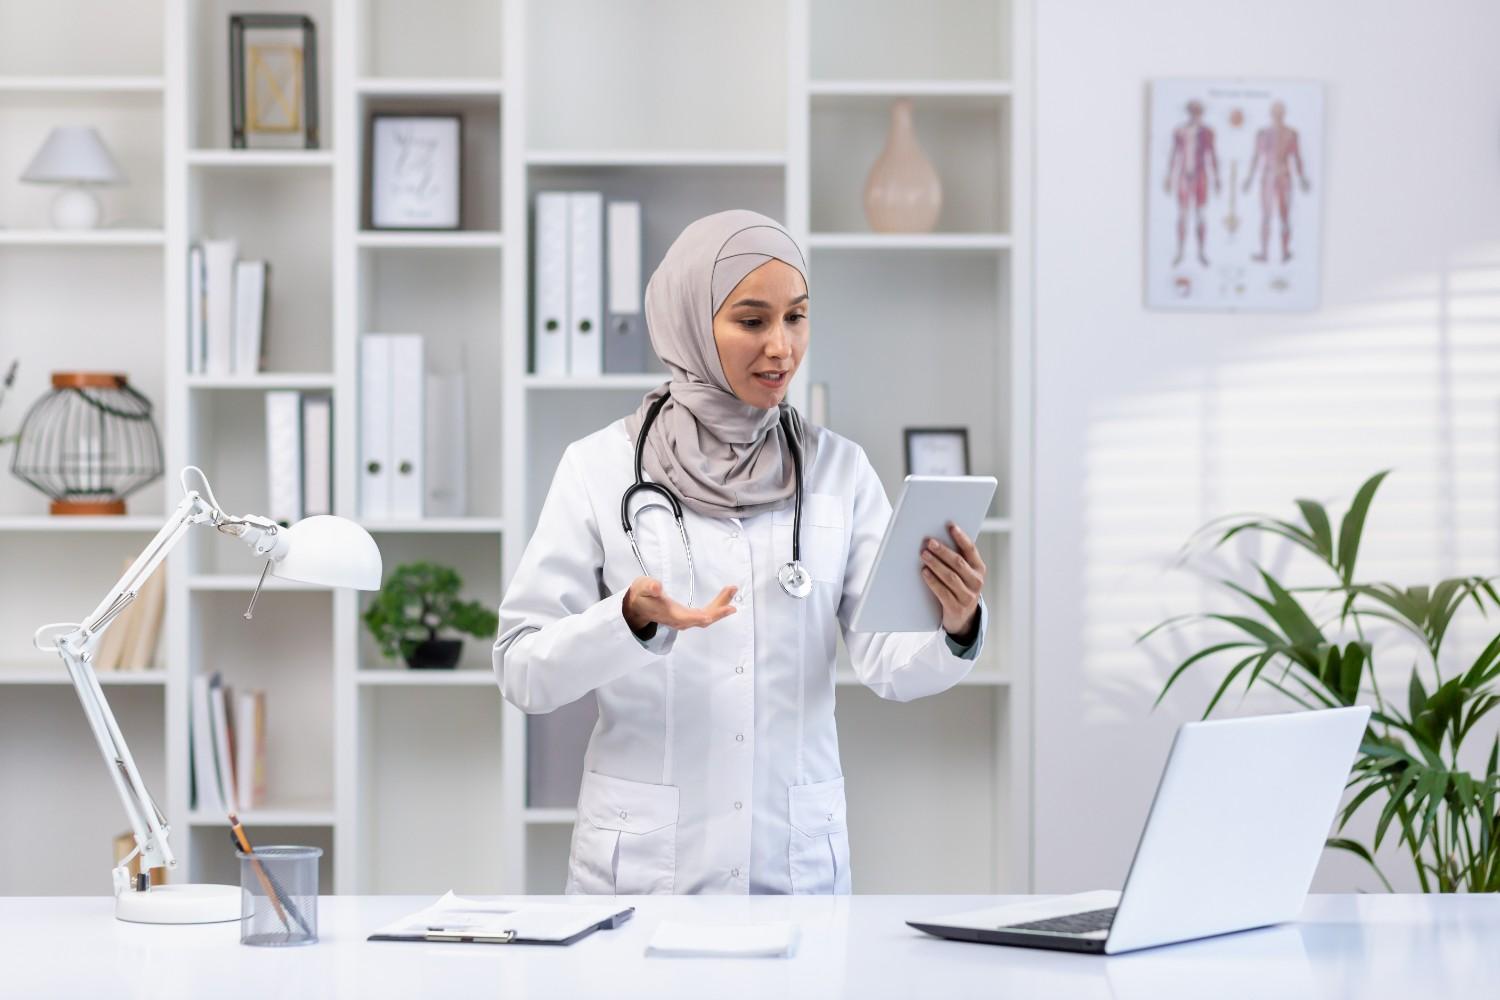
[191,672,267,815]
[92,561,166,672]
[187,239,270,376]
[531,193,655,376]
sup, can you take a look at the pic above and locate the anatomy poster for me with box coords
[1146,79,1323,311]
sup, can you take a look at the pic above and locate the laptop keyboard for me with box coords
[1001,906,1117,935]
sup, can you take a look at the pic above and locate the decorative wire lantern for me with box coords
[11,372,163,515]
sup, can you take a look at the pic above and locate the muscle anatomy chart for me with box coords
[1147,80,1323,311]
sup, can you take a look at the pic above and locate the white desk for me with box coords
[7,894,1496,999]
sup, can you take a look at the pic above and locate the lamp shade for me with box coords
[20,126,124,184]
[272,515,383,590]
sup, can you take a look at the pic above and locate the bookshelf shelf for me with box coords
[0,74,165,95]
[0,668,167,686]
[354,230,504,250]
[354,77,504,97]
[185,373,337,391]
[0,229,166,247]
[523,374,666,391]
[0,515,164,532]
[524,149,786,168]
[356,669,497,686]
[185,149,336,169]
[187,801,335,826]
[808,232,1012,251]
[360,517,505,534]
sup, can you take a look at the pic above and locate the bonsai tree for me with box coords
[363,561,499,669]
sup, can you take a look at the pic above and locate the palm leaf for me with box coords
[1335,469,1391,584]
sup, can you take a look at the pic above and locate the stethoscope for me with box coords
[621,388,811,603]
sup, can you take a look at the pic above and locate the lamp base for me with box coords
[50,184,103,229]
[115,883,240,924]
[51,499,127,516]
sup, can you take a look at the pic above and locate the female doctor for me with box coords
[495,209,988,895]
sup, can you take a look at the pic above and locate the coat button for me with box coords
[731,867,741,878]
[826,812,834,821]
[619,810,628,819]
[734,801,743,810]
[735,733,745,743]
[735,665,744,674]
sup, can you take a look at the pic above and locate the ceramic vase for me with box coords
[863,98,942,233]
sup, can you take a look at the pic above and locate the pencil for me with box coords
[229,813,291,932]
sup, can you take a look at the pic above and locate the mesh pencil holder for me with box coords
[236,845,321,946]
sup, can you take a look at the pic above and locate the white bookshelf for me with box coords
[1,0,1032,898]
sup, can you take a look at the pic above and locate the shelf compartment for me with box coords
[358,0,503,81]
[0,3,165,79]
[810,91,1009,235]
[526,0,783,156]
[357,533,501,673]
[810,0,1011,83]
[359,90,502,231]
[359,684,504,892]
[189,167,333,373]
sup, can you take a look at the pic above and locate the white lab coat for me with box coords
[494,418,987,895]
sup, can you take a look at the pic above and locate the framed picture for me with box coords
[368,113,463,230]
[904,427,970,477]
[229,14,319,149]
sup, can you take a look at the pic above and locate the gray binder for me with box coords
[604,200,649,373]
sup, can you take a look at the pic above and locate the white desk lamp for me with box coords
[33,467,382,924]
[19,126,125,230]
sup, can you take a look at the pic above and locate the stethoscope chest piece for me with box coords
[778,560,813,599]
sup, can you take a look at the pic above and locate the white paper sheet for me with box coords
[645,919,799,958]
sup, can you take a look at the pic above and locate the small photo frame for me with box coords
[368,113,463,230]
[904,427,970,477]
[230,14,319,149]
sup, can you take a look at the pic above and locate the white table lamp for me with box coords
[20,126,125,229]
[33,467,382,924]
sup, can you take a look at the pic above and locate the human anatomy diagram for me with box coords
[1147,80,1322,311]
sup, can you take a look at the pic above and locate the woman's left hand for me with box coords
[919,522,986,641]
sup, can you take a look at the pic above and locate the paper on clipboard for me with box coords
[368,891,633,945]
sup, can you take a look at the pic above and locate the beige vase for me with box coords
[863,98,942,233]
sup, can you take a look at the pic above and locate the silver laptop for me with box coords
[909,706,1370,954]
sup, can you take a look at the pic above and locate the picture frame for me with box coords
[229,14,320,150]
[367,113,464,230]
[904,427,970,477]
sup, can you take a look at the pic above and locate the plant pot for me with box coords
[404,639,462,670]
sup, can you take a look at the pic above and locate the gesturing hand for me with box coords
[623,576,737,634]
[919,522,986,641]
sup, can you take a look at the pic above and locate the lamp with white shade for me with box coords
[32,466,382,924]
[19,126,125,230]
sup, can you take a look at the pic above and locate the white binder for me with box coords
[604,200,648,373]
[387,334,425,519]
[359,335,392,519]
[264,390,304,526]
[567,191,603,377]
[301,393,332,517]
[532,192,570,376]
[202,239,238,376]
[187,244,206,374]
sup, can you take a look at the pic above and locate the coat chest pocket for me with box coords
[773,492,846,585]
[787,775,852,894]
[568,771,678,895]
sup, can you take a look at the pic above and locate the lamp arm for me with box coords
[33,490,215,896]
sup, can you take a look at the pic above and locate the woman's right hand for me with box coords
[622,576,737,633]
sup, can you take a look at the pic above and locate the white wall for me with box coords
[1033,0,1500,892]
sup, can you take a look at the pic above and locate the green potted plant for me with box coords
[1142,470,1500,892]
[363,561,498,670]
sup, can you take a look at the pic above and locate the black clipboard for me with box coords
[368,905,634,946]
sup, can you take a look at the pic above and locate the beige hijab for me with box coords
[622,209,816,519]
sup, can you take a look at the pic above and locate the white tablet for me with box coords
[848,475,998,633]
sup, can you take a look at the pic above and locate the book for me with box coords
[121,563,167,671]
[532,192,570,376]
[191,673,224,815]
[233,260,268,375]
[424,372,466,517]
[210,681,239,815]
[567,191,603,377]
[235,689,267,811]
[359,335,392,518]
[387,335,425,519]
[188,244,206,374]
[202,239,238,377]
[91,556,136,672]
